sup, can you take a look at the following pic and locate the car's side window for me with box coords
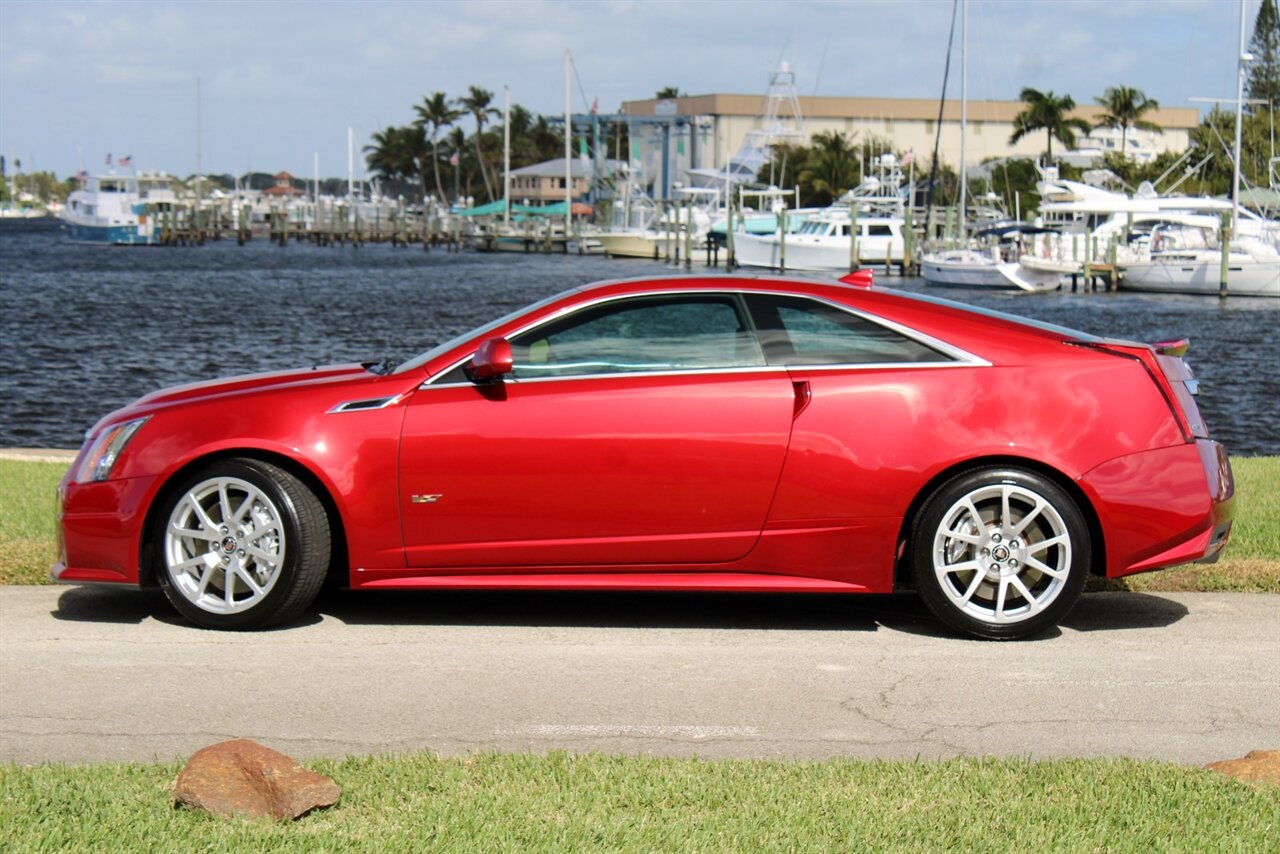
[508,295,765,379]
[745,294,951,365]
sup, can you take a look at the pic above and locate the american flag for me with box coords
[449,152,458,167]
[119,155,133,167]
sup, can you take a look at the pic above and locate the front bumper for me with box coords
[53,473,159,586]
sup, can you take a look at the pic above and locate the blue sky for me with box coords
[0,0,1256,179]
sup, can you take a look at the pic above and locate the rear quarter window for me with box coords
[746,294,951,365]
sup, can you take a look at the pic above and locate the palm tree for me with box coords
[1094,86,1162,159]
[444,125,471,202]
[1008,87,1091,161]
[363,126,419,193]
[798,131,860,206]
[413,92,462,203]
[458,86,500,200]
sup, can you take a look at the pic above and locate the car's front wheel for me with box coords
[909,467,1090,640]
[154,458,330,630]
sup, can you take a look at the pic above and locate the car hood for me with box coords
[88,364,387,435]
[133,364,374,408]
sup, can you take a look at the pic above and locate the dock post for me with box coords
[665,202,675,262]
[779,208,787,273]
[725,199,736,271]
[1218,212,1230,299]
[850,202,860,270]
[1107,236,1118,291]
[684,199,692,271]
[902,204,914,274]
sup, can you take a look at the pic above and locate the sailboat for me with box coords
[918,0,1060,291]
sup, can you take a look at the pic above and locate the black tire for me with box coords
[153,458,331,630]
[908,467,1090,640]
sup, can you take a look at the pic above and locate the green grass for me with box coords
[2,752,1276,852]
[0,459,65,585]
[3,457,1279,590]
[1221,455,1280,559]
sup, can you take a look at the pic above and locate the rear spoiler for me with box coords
[1152,338,1190,357]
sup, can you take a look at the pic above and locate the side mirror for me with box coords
[467,337,513,383]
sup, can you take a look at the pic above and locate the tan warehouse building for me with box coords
[620,93,1198,190]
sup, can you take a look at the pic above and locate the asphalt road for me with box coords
[1,585,1276,766]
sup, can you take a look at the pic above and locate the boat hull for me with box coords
[1121,256,1279,297]
[596,232,666,259]
[61,221,157,246]
[920,255,1006,287]
[733,233,902,271]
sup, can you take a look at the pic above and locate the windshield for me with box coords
[394,286,582,374]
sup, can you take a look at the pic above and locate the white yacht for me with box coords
[733,205,904,271]
[596,188,714,260]
[1121,229,1279,297]
[732,154,908,272]
[60,172,176,245]
[1023,170,1278,277]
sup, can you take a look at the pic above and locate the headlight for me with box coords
[76,416,150,483]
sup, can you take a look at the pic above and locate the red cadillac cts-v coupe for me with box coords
[54,273,1234,639]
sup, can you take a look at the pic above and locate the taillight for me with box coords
[1074,340,1208,442]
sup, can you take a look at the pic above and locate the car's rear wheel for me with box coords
[909,467,1090,640]
[154,458,330,630]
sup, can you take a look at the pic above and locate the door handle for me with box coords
[792,380,811,419]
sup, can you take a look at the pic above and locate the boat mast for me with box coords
[958,0,967,237]
[504,85,511,226]
[565,49,572,234]
[195,77,202,204]
[1231,0,1247,235]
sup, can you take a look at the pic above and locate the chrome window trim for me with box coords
[422,360,981,389]
[420,288,990,389]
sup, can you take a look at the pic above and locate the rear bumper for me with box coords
[1080,439,1234,578]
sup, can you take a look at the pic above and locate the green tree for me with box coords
[1187,106,1276,197]
[655,86,685,99]
[1093,86,1163,159]
[459,86,500,201]
[443,125,474,202]
[797,131,860,207]
[1009,88,1091,161]
[1247,0,1280,111]
[363,125,428,199]
[413,92,462,203]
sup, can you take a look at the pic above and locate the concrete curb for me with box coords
[0,448,77,464]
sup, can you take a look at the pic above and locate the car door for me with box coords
[399,293,797,569]
[743,291,967,526]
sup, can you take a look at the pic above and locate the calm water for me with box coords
[2,218,1277,455]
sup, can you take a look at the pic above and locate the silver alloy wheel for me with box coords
[163,475,287,615]
[931,483,1071,625]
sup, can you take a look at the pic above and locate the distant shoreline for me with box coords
[0,448,76,463]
